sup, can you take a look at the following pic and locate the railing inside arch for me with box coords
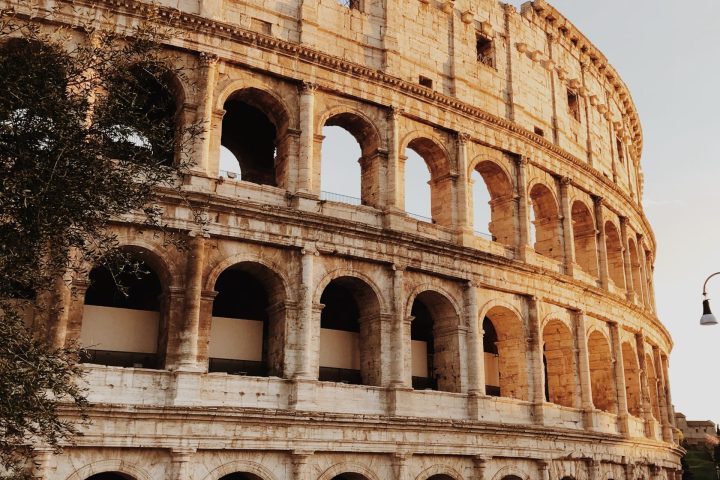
[320,190,362,206]
[407,212,433,223]
[474,230,494,241]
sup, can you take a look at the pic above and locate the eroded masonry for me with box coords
[13,0,683,479]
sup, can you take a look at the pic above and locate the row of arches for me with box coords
[214,86,653,308]
[75,247,668,424]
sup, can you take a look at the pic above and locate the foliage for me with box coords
[0,6,201,478]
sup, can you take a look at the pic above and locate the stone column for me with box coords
[620,217,635,301]
[193,52,218,175]
[624,462,635,480]
[382,0,400,72]
[64,280,88,346]
[456,133,472,233]
[593,196,609,289]
[47,274,72,349]
[297,82,317,194]
[574,309,594,428]
[635,333,655,438]
[390,266,407,387]
[538,460,551,480]
[661,356,677,428]
[291,451,313,480]
[170,447,195,480]
[559,176,575,276]
[609,322,630,436]
[472,456,488,480]
[653,346,673,442]
[178,234,207,370]
[31,447,54,480]
[528,296,545,424]
[587,460,601,480]
[580,60,594,166]
[294,247,316,379]
[385,107,403,211]
[392,453,411,480]
[514,156,532,260]
[465,282,484,395]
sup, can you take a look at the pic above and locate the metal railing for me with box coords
[320,190,362,206]
[407,211,434,223]
[474,230,493,241]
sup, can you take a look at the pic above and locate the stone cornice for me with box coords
[22,0,656,252]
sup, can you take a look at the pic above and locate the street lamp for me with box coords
[700,272,720,325]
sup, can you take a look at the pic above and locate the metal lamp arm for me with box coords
[703,272,720,297]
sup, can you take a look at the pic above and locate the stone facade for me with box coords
[8,0,684,479]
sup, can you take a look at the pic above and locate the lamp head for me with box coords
[700,297,718,326]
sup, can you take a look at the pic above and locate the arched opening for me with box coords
[542,320,576,407]
[86,473,135,480]
[405,137,452,226]
[410,291,462,392]
[571,201,599,277]
[588,331,617,413]
[321,112,381,207]
[319,277,382,385]
[605,221,626,289]
[100,63,181,167]
[220,88,290,186]
[427,476,456,480]
[218,473,264,480]
[210,263,286,377]
[622,341,642,417]
[529,184,562,261]
[483,307,528,400]
[645,353,661,421]
[628,238,643,302]
[330,475,369,480]
[501,477,523,480]
[472,161,515,245]
[81,254,164,369]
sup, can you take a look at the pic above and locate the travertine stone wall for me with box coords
[7,0,683,478]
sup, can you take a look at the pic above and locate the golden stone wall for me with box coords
[8,0,683,479]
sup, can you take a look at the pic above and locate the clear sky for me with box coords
[222,0,720,423]
[516,0,720,423]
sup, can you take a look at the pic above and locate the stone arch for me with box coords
[201,460,279,480]
[481,304,529,400]
[415,464,465,480]
[604,220,626,290]
[64,460,151,480]
[588,329,617,413]
[490,466,531,480]
[542,318,577,407]
[205,254,291,305]
[407,286,463,393]
[208,260,290,377]
[471,158,516,246]
[314,268,389,314]
[645,352,661,420]
[319,107,384,207]
[402,134,454,226]
[528,182,562,261]
[317,462,381,480]
[316,272,385,386]
[80,244,172,369]
[571,200,599,277]
[220,86,292,187]
[622,341,642,416]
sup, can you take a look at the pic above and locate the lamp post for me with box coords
[700,272,720,325]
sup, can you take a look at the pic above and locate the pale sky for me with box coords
[222,1,720,422]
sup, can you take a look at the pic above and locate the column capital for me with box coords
[387,105,405,119]
[457,132,471,144]
[299,80,319,93]
[516,155,531,166]
[592,195,605,206]
[560,175,572,186]
[198,51,219,66]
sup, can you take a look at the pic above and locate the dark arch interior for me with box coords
[410,298,436,390]
[85,262,161,311]
[222,97,277,186]
[319,280,362,384]
[482,317,498,354]
[428,475,456,480]
[483,316,500,396]
[331,474,368,480]
[86,472,134,480]
[218,473,263,480]
[210,268,271,376]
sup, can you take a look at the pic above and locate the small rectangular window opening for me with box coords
[567,89,581,122]
[251,18,272,35]
[476,34,495,68]
[616,137,625,164]
[419,75,433,89]
[534,126,545,137]
[336,0,360,9]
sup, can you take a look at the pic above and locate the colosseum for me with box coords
[12,0,684,479]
